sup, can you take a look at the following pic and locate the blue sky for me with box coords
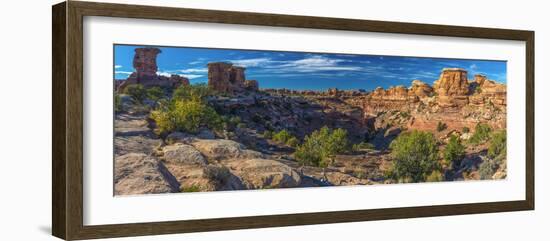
[114,44,506,91]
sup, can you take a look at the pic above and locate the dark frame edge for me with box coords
[525,31,535,210]
[52,1,68,240]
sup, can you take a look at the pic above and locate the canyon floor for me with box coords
[114,86,507,195]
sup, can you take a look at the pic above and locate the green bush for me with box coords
[236,123,247,129]
[462,127,470,133]
[146,86,164,101]
[426,170,444,182]
[443,135,465,165]
[229,116,242,126]
[262,130,273,139]
[124,84,147,103]
[286,137,300,147]
[479,159,498,180]
[470,123,492,144]
[180,185,201,193]
[173,83,210,102]
[114,94,121,112]
[436,121,447,132]
[150,99,222,134]
[488,130,506,159]
[389,130,439,182]
[294,126,350,167]
[272,130,293,144]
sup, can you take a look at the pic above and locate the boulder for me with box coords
[225,158,301,189]
[114,153,178,195]
[162,143,207,165]
[190,139,263,161]
[114,136,162,157]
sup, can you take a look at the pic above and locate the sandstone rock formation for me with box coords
[434,68,470,96]
[162,143,208,166]
[117,48,189,92]
[114,153,178,195]
[244,80,259,91]
[208,62,255,93]
[223,158,302,189]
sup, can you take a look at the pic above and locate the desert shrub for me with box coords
[150,99,222,134]
[426,170,444,182]
[436,121,447,132]
[389,130,439,182]
[470,123,492,144]
[114,94,121,112]
[488,130,506,159]
[286,137,300,147]
[352,142,375,152]
[475,85,482,94]
[272,130,293,144]
[443,135,465,165]
[262,130,273,139]
[180,185,201,193]
[124,84,147,103]
[229,116,241,125]
[462,127,470,133]
[173,83,210,102]
[479,159,499,180]
[294,126,350,167]
[146,86,164,101]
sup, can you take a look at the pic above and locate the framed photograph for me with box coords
[52,1,534,240]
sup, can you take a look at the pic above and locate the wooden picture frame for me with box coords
[52,1,534,240]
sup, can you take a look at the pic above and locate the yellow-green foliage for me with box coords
[150,99,222,134]
[262,130,273,139]
[294,126,350,167]
[124,84,147,103]
[426,170,444,182]
[488,130,506,159]
[114,94,121,112]
[146,86,164,101]
[180,185,201,193]
[470,123,492,144]
[272,130,293,144]
[173,83,210,102]
[443,135,465,165]
[286,137,300,147]
[389,130,439,182]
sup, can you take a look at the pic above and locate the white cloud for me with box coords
[156,71,173,77]
[179,68,207,73]
[157,71,204,80]
[229,55,362,73]
[181,74,204,79]
[115,71,132,75]
[229,58,272,67]
[115,65,123,69]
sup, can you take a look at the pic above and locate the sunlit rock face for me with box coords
[207,62,248,94]
[434,68,470,96]
[117,48,189,92]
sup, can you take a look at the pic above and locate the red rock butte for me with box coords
[207,62,259,93]
[117,47,189,92]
